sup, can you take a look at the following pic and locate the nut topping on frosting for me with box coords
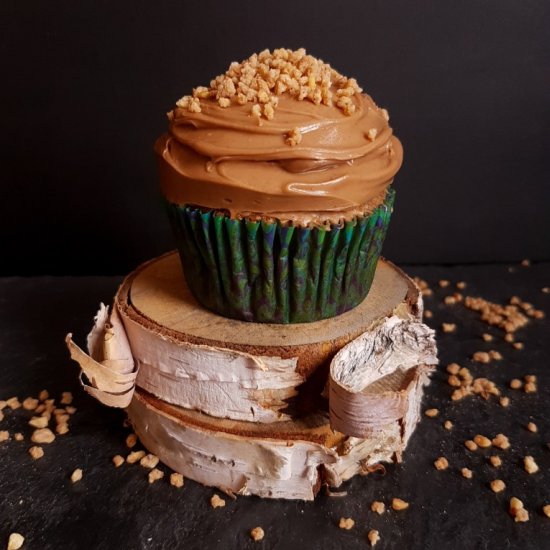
[174,48,369,122]
[157,48,403,224]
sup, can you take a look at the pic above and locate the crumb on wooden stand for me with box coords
[250,527,265,541]
[391,498,409,511]
[170,472,184,488]
[368,529,380,547]
[510,379,523,390]
[339,517,355,529]
[0,430,9,443]
[526,422,538,433]
[434,457,449,470]
[424,408,439,418]
[481,333,493,342]
[543,505,550,518]
[464,440,478,452]
[7,533,25,550]
[444,420,453,430]
[126,433,138,448]
[70,468,83,483]
[371,501,385,514]
[461,468,473,479]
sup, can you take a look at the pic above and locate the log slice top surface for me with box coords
[124,251,416,349]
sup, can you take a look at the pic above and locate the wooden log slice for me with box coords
[128,387,406,501]
[117,251,420,380]
[114,252,422,421]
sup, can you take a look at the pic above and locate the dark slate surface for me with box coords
[1,261,549,550]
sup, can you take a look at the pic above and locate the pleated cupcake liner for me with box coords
[166,189,395,323]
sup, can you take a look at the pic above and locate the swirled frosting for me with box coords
[156,50,403,225]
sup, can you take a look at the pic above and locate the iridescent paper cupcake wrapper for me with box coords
[166,189,395,323]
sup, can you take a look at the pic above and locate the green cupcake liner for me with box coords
[166,189,395,323]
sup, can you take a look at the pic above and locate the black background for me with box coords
[1,0,549,275]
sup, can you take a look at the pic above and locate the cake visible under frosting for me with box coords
[156,48,403,225]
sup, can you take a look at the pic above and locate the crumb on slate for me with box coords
[112,455,125,467]
[170,473,184,488]
[7,533,25,550]
[28,446,44,459]
[126,450,146,464]
[339,517,355,529]
[489,456,502,468]
[140,454,159,469]
[492,434,510,450]
[210,494,226,508]
[490,479,506,493]
[148,468,164,484]
[250,527,265,541]
[391,498,409,511]
[31,428,55,444]
[368,529,380,547]
[524,456,539,474]
[371,501,385,514]
[509,497,529,522]
[70,468,83,483]
[473,435,492,448]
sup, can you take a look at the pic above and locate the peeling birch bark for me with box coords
[120,310,303,423]
[329,316,438,438]
[66,304,137,408]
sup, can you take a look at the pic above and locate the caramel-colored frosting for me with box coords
[156,52,403,225]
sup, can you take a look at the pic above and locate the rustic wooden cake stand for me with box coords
[68,252,436,500]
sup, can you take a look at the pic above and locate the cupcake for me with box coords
[155,48,403,323]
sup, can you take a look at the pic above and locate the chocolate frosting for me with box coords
[156,92,403,225]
